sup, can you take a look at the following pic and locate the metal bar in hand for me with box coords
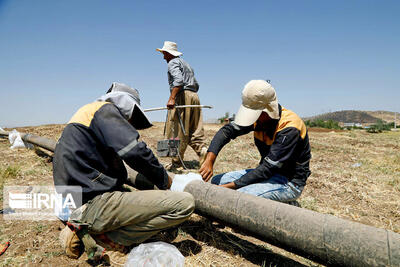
[143,105,213,112]
[176,109,186,136]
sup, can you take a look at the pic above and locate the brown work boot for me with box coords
[94,234,129,266]
[165,159,183,172]
[59,225,84,259]
[199,147,208,166]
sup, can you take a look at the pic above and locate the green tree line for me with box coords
[366,120,394,133]
[305,118,395,133]
[304,119,341,130]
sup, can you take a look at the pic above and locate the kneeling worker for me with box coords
[200,80,311,203]
[54,82,195,265]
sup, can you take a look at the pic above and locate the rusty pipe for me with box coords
[0,129,56,152]
[0,129,9,137]
[184,180,400,267]
[21,133,56,152]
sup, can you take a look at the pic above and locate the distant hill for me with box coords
[305,110,396,123]
[363,111,397,123]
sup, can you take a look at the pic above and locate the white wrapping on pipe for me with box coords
[8,129,33,149]
[170,172,203,192]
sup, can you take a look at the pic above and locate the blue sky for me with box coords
[0,0,399,127]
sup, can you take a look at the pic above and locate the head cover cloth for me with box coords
[234,80,279,126]
[97,82,153,130]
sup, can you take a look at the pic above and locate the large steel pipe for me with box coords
[184,180,400,267]
[0,130,56,152]
[21,133,56,152]
[1,130,399,266]
[0,129,9,137]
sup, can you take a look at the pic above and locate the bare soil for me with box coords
[0,123,399,266]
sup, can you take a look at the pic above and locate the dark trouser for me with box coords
[70,190,195,246]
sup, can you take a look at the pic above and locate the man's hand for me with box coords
[166,173,173,189]
[200,152,216,182]
[167,86,181,110]
[219,182,236,189]
[167,98,175,109]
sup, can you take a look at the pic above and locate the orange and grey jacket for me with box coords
[208,105,311,188]
[53,101,168,204]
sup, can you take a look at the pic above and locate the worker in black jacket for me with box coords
[54,82,194,264]
[200,80,311,203]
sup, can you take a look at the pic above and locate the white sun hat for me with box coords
[234,80,279,126]
[156,41,183,57]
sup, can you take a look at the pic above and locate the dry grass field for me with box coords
[0,123,399,266]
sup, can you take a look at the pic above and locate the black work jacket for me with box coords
[53,102,168,203]
[208,105,311,188]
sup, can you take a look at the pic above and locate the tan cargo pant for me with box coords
[70,190,194,246]
[165,90,206,162]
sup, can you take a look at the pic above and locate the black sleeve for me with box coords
[208,122,253,155]
[91,104,168,189]
[122,141,169,190]
[234,127,301,188]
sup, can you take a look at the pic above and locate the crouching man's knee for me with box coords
[174,192,195,219]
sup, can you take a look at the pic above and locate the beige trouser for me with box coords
[72,190,194,246]
[165,90,206,161]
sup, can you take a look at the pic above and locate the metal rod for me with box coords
[143,105,212,112]
[175,109,186,136]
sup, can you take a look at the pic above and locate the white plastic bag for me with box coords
[9,129,26,149]
[125,241,184,267]
[170,172,203,192]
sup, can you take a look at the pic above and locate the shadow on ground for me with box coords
[179,219,309,267]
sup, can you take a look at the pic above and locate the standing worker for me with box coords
[54,82,195,265]
[157,41,207,169]
[200,80,311,204]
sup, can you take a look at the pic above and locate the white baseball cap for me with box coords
[234,80,279,126]
[156,41,183,57]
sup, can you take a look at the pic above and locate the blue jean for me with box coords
[211,169,302,203]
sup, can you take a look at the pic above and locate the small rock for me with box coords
[351,163,362,168]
